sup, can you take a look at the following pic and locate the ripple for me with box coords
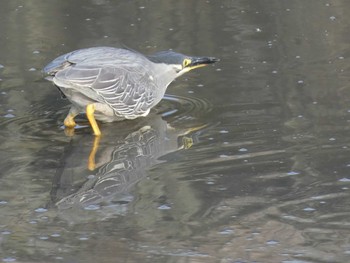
[0,109,64,140]
[159,94,213,120]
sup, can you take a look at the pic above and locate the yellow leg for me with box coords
[179,124,208,149]
[88,135,100,171]
[63,109,79,136]
[182,136,194,149]
[64,113,77,128]
[86,104,101,136]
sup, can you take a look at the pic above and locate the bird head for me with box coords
[148,50,219,78]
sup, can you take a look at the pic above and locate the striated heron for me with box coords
[44,47,218,136]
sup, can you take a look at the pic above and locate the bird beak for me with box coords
[187,56,219,71]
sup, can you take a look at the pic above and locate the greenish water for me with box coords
[1,1,350,262]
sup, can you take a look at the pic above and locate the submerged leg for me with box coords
[64,106,80,128]
[86,103,101,136]
[179,124,208,150]
[63,106,80,136]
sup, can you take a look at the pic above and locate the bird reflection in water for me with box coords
[51,112,206,215]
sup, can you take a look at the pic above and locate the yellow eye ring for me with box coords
[183,58,191,68]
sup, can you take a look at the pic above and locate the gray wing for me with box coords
[54,63,157,118]
[43,47,141,75]
[44,47,157,118]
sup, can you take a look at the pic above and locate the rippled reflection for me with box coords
[49,94,211,221]
[2,0,350,262]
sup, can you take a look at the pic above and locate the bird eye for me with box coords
[183,59,191,68]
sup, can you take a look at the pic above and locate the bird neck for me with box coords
[153,63,178,88]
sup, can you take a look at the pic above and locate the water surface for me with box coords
[1,1,350,262]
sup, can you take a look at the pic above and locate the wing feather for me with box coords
[46,47,158,118]
[54,62,156,118]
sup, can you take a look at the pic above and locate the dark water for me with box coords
[1,1,350,262]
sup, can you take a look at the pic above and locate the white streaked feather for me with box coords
[51,48,159,118]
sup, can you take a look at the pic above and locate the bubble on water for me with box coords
[256,28,262,32]
[158,204,171,210]
[287,171,300,176]
[339,178,350,182]
[39,236,49,240]
[329,137,336,141]
[218,228,234,235]
[266,240,279,245]
[329,16,336,21]
[219,130,229,134]
[4,114,15,118]
[51,233,61,237]
[272,70,278,74]
[78,236,89,241]
[303,207,316,212]
[84,204,100,210]
[2,257,16,262]
[28,67,36,71]
[33,50,40,54]
[0,200,8,205]
[238,148,248,152]
[35,207,48,213]
[87,174,95,179]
